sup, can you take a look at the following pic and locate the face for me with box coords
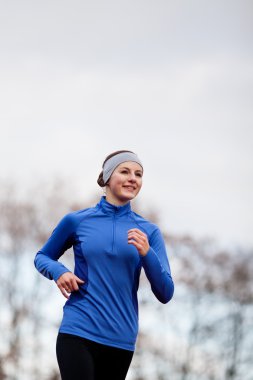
[106,161,143,205]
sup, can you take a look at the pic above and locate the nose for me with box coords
[128,172,137,182]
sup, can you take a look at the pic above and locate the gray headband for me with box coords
[102,152,143,184]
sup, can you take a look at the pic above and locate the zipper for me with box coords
[111,212,117,255]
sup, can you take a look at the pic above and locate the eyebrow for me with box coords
[120,166,143,173]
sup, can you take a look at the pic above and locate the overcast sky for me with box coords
[0,0,252,249]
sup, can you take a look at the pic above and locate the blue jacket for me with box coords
[34,196,174,351]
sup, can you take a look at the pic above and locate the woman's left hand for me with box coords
[128,228,150,257]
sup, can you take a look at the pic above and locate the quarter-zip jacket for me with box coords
[34,196,174,351]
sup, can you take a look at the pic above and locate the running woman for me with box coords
[34,149,174,380]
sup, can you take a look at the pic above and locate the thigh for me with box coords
[95,344,134,380]
[56,333,95,380]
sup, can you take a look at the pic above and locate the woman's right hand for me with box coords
[56,272,85,299]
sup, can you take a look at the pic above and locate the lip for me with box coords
[123,186,136,190]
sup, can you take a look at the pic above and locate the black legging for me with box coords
[56,333,134,380]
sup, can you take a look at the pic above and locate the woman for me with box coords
[34,149,174,380]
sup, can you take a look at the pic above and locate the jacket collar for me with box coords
[98,196,131,216]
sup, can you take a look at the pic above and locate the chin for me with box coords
[120,191,137,201]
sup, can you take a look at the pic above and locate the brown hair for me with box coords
[97,150,135,187]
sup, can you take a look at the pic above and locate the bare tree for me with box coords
[167,234,253,380]
[1,181,252,380]
[0,180,96,379]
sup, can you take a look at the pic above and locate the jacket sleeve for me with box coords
[34,213,76,282]
[141,227,174,304]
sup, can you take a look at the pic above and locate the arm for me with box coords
[34,214,75,282]
[128,227,174,303]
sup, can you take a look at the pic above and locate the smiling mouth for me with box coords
[123,186,136,190]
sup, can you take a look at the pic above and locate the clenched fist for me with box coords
[128,228,150,257]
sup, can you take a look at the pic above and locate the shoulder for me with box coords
[57,205,98,230]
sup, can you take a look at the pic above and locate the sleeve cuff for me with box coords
[52,264,71,282]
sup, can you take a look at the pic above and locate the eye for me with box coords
[136,173,143,177]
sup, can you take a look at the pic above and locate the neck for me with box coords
[105,194,130,206]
